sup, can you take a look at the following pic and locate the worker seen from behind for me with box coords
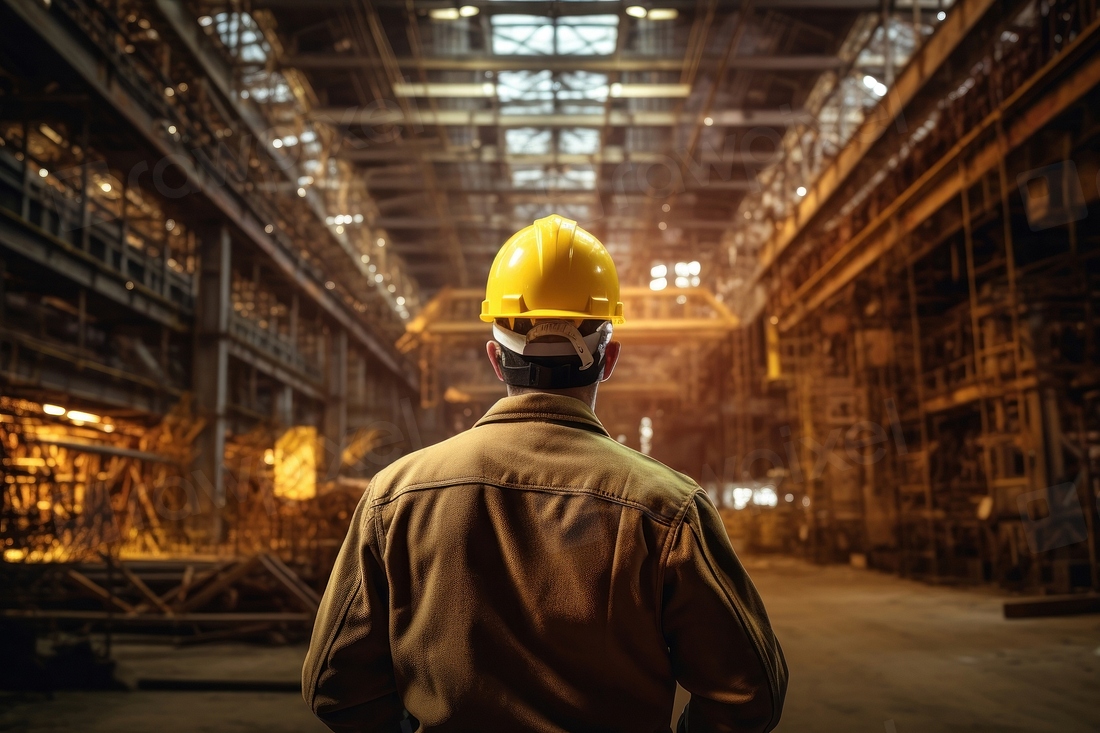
[303,214,788,732]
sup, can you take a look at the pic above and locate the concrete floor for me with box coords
[1,557,1097,732]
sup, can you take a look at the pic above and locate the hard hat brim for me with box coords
[480,308,625,325]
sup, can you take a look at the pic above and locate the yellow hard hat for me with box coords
[481,214,625,324]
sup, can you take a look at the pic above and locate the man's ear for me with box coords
[600,341,622,382]
[486,341,506,382]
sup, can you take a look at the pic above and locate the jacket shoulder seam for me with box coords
[655,487,698,636]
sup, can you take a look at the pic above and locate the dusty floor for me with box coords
[1,557,1097,732]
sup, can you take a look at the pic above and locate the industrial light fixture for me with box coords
[42,404,66,416]
[325,281,336,290]
[167,125,177,134]
[937,10,946,20]
[360,254,370,264]
[647,8,678,20]
[66,410,101,424]
[673,261,701,288]
[376,237,386,247]
[863,75,887,97]
[296,187,306,197]
[393,82,495,98]
[99,182,112,193]
[272,139,283,149]
[796,186,807,197]
[625,6,647,18]
[650,264,667,278]
[609,82,690,98]
[429,7,474,20]
[753,486,778,507]
[198,15,213,26]
[649,277,667,291]
[264,224,274,233]
[38,168,48,178]
[703,116,714,126]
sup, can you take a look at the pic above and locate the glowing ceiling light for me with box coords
[376,237,386,247]
[625,6,647,18]
[167,125,177,134]
[647,8,678,20]
[429,7,460,20]
[688,261,701,276]
[198,15,213,26]
[650,264,667,278]
[459,5,479,17]
[325,280,336,290]
[796,186,807,197]
[272,139,283,149]
[66,410,101,424]
[297,187,307,197]
[38,168,48,178]
[99,182,112,193]
[649,277,667,291]
[396,296,406,306]
[937,11,946,21]
[42,404,66,416]
[863,75,878,89]
[753,487,778,507]
[703,116,714,126]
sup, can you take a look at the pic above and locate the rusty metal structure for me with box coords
[741,0,1100,592]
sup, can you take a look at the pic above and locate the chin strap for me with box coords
[494,321,612,389]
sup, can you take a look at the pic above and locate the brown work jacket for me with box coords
[303,393,787,733]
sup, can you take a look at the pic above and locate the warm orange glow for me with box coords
[274,426,317,501]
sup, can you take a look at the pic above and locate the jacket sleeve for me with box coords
[302,490,407,733]
[663,490,788,733]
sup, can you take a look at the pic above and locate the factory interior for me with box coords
[0,0,1098,730]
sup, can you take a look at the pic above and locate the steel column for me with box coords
[193,224,231,543]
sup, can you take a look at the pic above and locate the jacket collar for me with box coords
[474,393,610,437]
